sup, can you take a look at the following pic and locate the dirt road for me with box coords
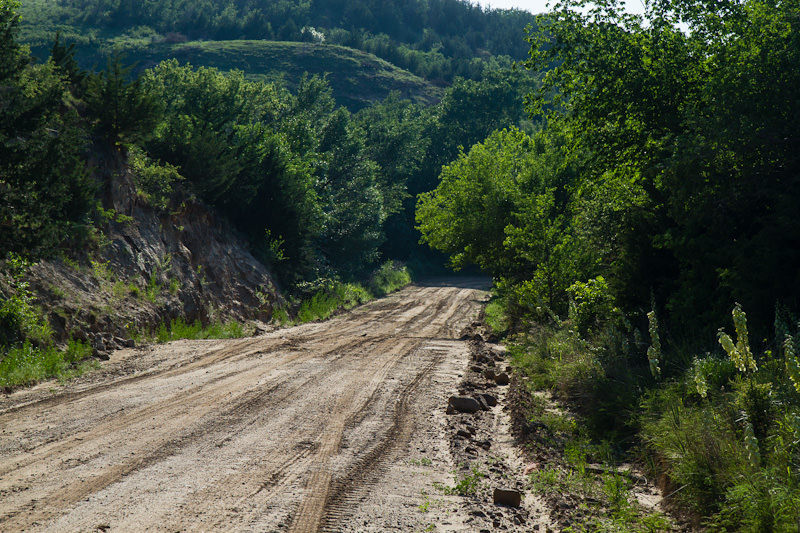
[0,279,498,531]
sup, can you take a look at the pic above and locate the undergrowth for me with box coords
[504,284,800,531]
[282,260,411,325]
[135,317,252,344]
[1,254,94,388]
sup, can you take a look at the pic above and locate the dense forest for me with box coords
[4,0,800,529]
[19,0,536,84]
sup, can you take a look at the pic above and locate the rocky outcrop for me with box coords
[28,147,282,347]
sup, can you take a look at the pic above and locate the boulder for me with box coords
[495,372,510,386]
[448,396,482,413]
[493,487,523,507]
[475,395,491,411]
[479,393,498,407]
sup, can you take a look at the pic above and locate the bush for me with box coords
[368,260,411,297]
[129,146,183,210]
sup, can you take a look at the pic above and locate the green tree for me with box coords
[84,53,162,146]
[0,1,94,258]
[143,61,321,279]
[355,93,428,260]
[417,127,585,307]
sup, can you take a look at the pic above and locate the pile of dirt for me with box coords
[443,322,554,532]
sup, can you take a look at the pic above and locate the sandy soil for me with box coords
[0,279,542,532]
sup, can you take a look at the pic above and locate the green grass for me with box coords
[0,340,95,389]
[296,282,372,323]
[148,317,252,343]
[484,296,511,337]
[368,260,412,297]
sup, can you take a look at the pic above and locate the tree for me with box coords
[84,53,162,146]
[0,1,94,258]
[524,0,800,337]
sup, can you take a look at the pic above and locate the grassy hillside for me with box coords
[133,40,443,111]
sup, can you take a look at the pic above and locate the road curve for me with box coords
[0,279,489,532]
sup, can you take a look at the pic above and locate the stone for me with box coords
[479,393,498,407]
[483,369,496,381]
[448,396,481,413]
[475,395,490,411]
[493,487,523,507]
[495,372,510,386]
[456,429,472,439]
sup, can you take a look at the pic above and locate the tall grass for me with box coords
[0,340,94,388]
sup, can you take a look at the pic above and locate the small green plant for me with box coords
[442,464,484,496]
[145,274,160,302]
[95,202,134,226]
[129,146,183,210]
[1,254,52,347]
[169,277,180,294]
[567,276,614,335]
[784,334,800,393]
[264,229,288,265]
[418,490,432,513]
[271,304,291,326]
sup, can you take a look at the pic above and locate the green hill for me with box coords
[123,40,443,111]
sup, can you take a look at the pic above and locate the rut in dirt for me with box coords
[0,279,489,532]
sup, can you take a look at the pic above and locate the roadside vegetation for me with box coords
[278,260,412,325]
[417,0,800,529]
[0,254,95,389]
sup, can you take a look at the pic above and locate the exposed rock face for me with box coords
[28,148,282,344]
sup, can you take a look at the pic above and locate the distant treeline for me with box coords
[21,0,537,83]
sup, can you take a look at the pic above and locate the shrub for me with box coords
[368,260,411,297]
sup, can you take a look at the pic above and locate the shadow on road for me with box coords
[414,277,491,290]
